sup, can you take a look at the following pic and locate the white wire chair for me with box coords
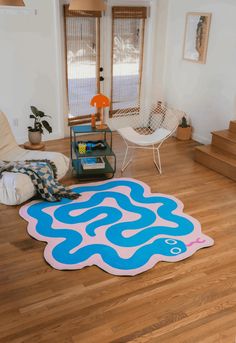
[113,101,182,174]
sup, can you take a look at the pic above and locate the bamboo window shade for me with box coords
[112,7,147,19]
[64,5,101,126]
[64,5,102,18]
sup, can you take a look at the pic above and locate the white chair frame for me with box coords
[120,128,177,174]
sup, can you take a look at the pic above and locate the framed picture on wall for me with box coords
[183,12,212,64]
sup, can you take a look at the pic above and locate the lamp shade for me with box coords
[90,94,110,108]
[69,0,106,11]
[0,0,25,5]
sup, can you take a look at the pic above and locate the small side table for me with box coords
[24,142,45,151]
[70,125,116,180]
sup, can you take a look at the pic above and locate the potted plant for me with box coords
[176,116,192,141]
[28,106,52,145]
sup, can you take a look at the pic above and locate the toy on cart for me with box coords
[77,140,106,154]
[78,143,86,154]
[90,93,110,129]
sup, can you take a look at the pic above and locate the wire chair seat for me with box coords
[117,127,172,146]
[113,101,183,174]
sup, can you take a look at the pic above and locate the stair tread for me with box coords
[229,121,236,133]
[196,145,236,167]
[212,130,236,142]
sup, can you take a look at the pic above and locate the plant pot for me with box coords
[28,130,42,145]
[176,126,192,141]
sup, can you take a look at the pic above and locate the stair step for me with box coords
[196,145,236,166]
[195,145,236,181]
[229,120,236,133]
[211,130,236,155]
[212,130,236,142]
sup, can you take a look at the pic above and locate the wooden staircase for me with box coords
[195,121,236,181]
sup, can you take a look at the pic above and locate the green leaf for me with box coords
[30,114,36,119]
[31,106,39,116]
[42,120,52,134]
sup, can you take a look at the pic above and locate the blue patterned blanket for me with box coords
[0,160,80,202]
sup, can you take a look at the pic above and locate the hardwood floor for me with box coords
[0,134,236,343]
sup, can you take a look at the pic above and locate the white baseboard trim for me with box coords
[45,132,65,141]
[192,133,211,145]
[16,132,64,145]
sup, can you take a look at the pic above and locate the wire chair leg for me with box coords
[121,142,133,173]
[153,146,162,174]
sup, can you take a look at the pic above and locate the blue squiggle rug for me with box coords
[20,178,214,276]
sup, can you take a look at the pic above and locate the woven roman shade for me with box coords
[0,0,25,5]
[64,4,102,18]
[112,6,147,19]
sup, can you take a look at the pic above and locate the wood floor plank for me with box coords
[0,134,236,343]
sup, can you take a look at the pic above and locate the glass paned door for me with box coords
[64,7,101,120]
[111,7,147,113]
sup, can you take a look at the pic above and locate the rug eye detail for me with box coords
[165,239,177,245]
[171,247,182,255]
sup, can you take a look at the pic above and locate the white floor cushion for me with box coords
[0,111,70,205]
[0,153,70,206]
[0,172,35,206]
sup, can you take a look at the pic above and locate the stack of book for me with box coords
[81,157,105,170]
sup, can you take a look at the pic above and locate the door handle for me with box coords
[100,67,104,72]
[100,76,104,82]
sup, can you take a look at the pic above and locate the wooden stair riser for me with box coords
[195,148,236,182]
[229,121,236,133]
[212,134,236,156]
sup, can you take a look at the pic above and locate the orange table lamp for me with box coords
[90,93,110,129]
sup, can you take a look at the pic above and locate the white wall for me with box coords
[0,0,64,144]
[162,0,236,143]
